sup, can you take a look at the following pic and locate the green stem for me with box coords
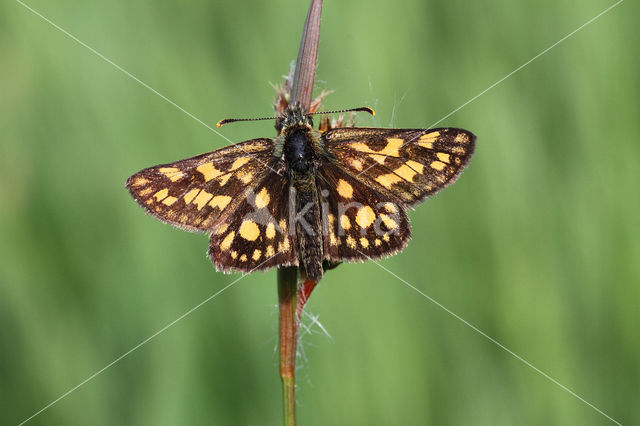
[278,266,299,426]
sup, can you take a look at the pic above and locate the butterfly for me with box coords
[126,103,476,281]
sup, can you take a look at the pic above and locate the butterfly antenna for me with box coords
[216,107,375,128]
[309,107,375,117]
[216,116,278,128]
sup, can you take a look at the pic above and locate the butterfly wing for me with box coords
[127,138,298,274]
[126,138,277,234]
[207,171,298,273]
[316,163,411,262]
[322,127,476,206]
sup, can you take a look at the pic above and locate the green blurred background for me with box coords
[1,0,638,424]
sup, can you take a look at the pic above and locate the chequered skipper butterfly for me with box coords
[126,103,475,281]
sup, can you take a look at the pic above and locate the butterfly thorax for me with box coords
[278,104,318,170]
[284,129,315,174]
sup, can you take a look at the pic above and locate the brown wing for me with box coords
[316,163,411,263]
[322,127,475,206]
[127,138,298,273]
[207,171,298,273]
[126,138,276,234]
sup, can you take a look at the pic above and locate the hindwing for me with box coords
[317,163,410,262]
[207,172,298,273]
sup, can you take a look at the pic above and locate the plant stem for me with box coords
[277,266,299,426]
[290,0,323,110]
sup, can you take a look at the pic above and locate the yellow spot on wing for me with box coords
[183,188,200,204]
[336,179,354,199]
[376,173,402,189]
[162,196,178,206]
[209,195,232,210]
[381,138,403,158]
[278,236,290,252]
[394,164,418,182]
[351,137,403,164]
[279,219,287,233]
[346,236,356,248]
[454,133,469,143]
[359,237,369,248]
[437,152,451,163]
[138,187,153,197]
[356,206,376,228]
[340,214,351,230]
[384,202,398,214]
[231,157,250,170]
[383,234,390,242]
[418,131,439,149]
[406,160,425,174]
[350,158,363,171]
[240,254,247,262]
[153,188,168,201]
[218,174,232,186]
[158,167,183,182]
[197,163,223,182]
[231,251,238,259]
[430,161,446,171]
[131,177,150,187]
[193,190,213,210]
[239,220,260,241]
[329,231,337,246]
[380,214,398,230]
[374,238,382,247]
[252,249,262,261]
[266,223,276,239]
[255,187,271,209]
[238,171,253,184]
[266,245,274,257]
[220,231,235,251]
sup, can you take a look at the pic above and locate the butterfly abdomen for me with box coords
[294,177,323,281]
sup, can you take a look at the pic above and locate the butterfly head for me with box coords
[276,103,313,135]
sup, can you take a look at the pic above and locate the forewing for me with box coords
[317,163,410,262]
[323,127,475,206]
[126,138,275,233]
[208,172,298,273]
